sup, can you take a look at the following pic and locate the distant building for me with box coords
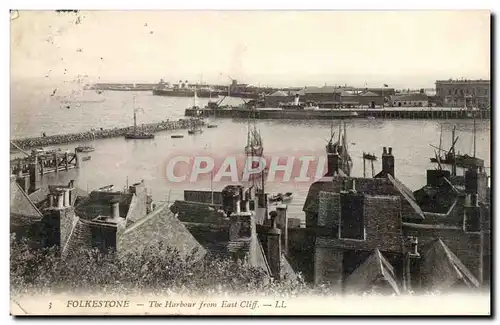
[303,86,342,107]
[435,79,490,109]
[391,93,429,107]
[264,90,294,107]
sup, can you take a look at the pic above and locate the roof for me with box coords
[421,239,480,291]
[61,218,92,259]
[303,176,424,221]
[117,203,207,261]
[10,181,43,228]
[388,175,424,220]
[75,191,133,220]
[392,93,429,101]
[344,249,400,295]
[267,90,290,97]
[359,91,379,97]
[290,89,306,96]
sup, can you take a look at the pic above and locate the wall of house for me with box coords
[314,246,343,289]
[316,195,404,253]
[358,96,384,107]
[287,228,315,283]
[393,100,429,107]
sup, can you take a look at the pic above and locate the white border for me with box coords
[3,1,497,324]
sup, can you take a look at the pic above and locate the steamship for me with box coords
[153,79,217,98]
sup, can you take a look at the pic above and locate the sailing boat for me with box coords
[124,96,155,139]
[188,91,204,135]
[245,118,263,157]
[326,119,352,176]
[429,122,484,169]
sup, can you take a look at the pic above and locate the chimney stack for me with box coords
[266,213,282,281]
[276,204,288,255]
[229,211,253,241]
[382,146,395,177]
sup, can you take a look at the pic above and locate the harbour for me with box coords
[10,95,491,222]
[9,10,492,308]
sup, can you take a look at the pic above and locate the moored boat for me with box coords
[124,96,155,140]
[171,134,184,138]
[269,192,294,203]
[76,145,95,153]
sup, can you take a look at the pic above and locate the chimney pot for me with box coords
[388,147,393,155]
[383,147,387,154]
[48,194,54,208]
[110,198,120,220]
[57,192,64,208]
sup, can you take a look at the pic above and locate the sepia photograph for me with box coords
[8,9,491,316]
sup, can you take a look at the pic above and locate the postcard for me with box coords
[9,10,491,316]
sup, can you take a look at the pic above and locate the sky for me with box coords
[10,10,491,89]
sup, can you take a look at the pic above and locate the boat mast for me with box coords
[210,169,214,205]
[438,124,443,154]
[451,125,456,176]
[133,96,137,133]
[473,117,476,158]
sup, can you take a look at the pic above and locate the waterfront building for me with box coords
[435,79,490,109]
[391,93,429,107]
[264,90,294,107]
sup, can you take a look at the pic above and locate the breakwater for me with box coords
[11,118,203,150]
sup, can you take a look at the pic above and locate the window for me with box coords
[339,193,365,240]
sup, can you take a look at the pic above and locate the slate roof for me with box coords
[344,249,400,295]
[61,218,92,259]
[10,181,43,229]
[267,90,290,97]
[421,239,480,291]
[117,203,207,261]
[303,176,424,221]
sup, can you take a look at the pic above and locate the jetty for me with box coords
[186,106,490,120]
[10,118,204,150]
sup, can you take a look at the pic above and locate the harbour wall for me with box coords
[11,119,203,150]
[186,107,491,120]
